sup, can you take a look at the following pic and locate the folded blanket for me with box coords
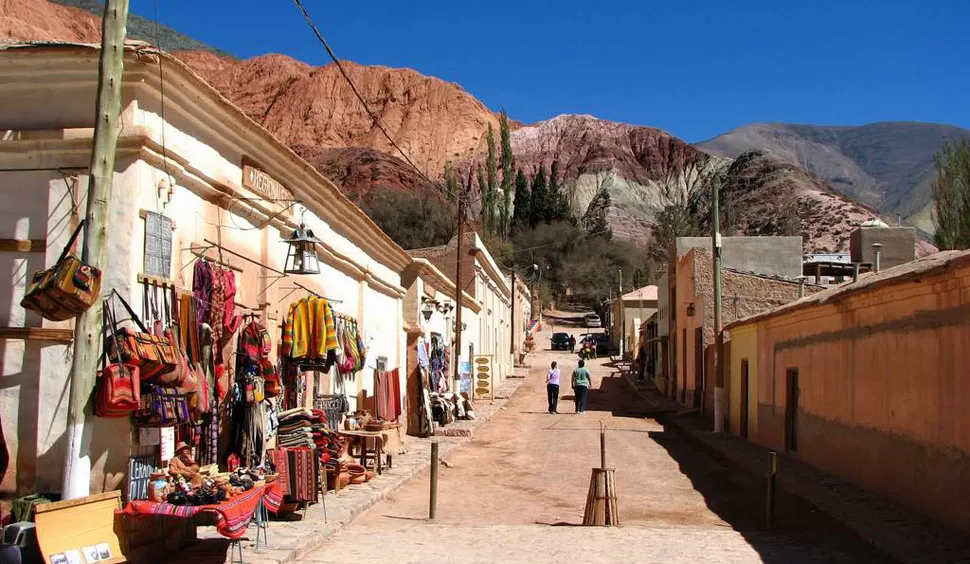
[278,407,313,421]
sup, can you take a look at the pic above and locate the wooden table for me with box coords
[338,430,386,475]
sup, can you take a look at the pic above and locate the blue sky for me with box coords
[132,0,970,142]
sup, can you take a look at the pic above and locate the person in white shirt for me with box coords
[546,361,561,414]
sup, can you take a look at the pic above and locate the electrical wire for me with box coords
[152,0,173,208]
[290,0,481,205]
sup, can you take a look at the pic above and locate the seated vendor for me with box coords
[169,441,203,487]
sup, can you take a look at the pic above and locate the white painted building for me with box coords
[0,42,412,498]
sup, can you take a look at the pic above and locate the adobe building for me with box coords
[726,250,970,534]
[663,236,806,407]
[849,226,916,270]
[0,42,412,500]
[671,248,819,409]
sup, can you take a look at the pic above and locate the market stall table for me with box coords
[119,482,283,540]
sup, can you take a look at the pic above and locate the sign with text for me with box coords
[241,161,295,223]
[472,355,493,400]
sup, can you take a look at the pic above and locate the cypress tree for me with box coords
[511,167,530,233]
[499,111,514,238]
[530,164,548,227]
[485,124,498,233]
[548,159,573,221]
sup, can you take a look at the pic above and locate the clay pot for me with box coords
[338,471,351,489]
[364,470,375,482]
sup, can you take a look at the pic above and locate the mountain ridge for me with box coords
[0,0,947,254]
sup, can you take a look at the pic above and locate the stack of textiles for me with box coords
[277,408,315,448]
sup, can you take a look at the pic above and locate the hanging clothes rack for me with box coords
[189,238,342,304]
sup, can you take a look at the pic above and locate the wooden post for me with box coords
[766,451,777,529]
[63,0,131,500]
[599,422,606,469]
[429,441,439,520]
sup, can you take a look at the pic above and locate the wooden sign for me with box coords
[472,355,493,400]
[243,163,293,202]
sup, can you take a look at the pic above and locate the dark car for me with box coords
[551,332,571,350]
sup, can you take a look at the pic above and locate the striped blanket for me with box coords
[121,482,283,540]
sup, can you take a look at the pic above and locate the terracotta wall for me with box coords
[748,264,970,533]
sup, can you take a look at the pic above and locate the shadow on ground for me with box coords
[577,374,891,563]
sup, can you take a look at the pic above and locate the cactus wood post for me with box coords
[63,0,130,500]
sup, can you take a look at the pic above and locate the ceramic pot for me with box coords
[338,471,351,489]
[364,470,375,482]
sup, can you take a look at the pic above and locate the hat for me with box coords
[175,441,191,453]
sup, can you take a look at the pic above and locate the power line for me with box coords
[291,0,471,203]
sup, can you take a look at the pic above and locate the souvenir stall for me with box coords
[412,334,475,434]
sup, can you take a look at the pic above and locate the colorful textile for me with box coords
[280,297,337,360]
[120,483,282,540]
[290,448,316,502]
[273,449,291,496]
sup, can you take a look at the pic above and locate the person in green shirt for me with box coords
[571,359,591,414]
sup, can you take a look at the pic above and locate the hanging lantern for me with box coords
[282,220,322,275]
[421,300,435,322]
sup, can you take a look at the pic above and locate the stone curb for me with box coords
[221,377,525,564]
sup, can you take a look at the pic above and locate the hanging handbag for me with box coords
[95,301,140,418]
[21,220,102,321]
[106,290,177,381]
[134,384,189,427]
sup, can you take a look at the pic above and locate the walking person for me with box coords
[546,361,561,414]
[572,359,591,414]
[568,334,576,354]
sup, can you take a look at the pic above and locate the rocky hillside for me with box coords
[704,151,885,253]
[698,122,970,233]
[172,50,499,179]
[1,0,933,254]
[500,114,725,240]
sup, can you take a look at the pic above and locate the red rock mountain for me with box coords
[1,0,911,252]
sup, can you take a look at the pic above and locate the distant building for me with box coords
[661,236,806,406]
[849,226,916,271]
[672,247,819,409]
[726,249,970,534]
[609,285,658,359]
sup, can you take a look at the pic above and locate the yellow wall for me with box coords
[727,325,758,439]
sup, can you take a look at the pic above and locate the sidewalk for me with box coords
[620,373,970,564]
[172,375,525,564]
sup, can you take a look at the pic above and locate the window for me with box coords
[143,211,173,278]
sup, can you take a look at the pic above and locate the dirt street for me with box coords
[296,325,887,563]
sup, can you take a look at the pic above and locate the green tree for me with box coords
[530,164,549,227]
[357,189,456,250]
[648,203,701,264]
[933,138,970,249]
[499,110,514,238]
[548,159,573,222]
[511,168,530,233]
[484,124,498,232]
[443,162,459,203]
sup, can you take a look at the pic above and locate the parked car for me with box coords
[551,332,571,351]
[584,313,602,328]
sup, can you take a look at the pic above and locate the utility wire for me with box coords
[291,0,474,204]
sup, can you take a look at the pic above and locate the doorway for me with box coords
[693,327,704,408]
[785,368,799,453]
[740,360,749,438]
